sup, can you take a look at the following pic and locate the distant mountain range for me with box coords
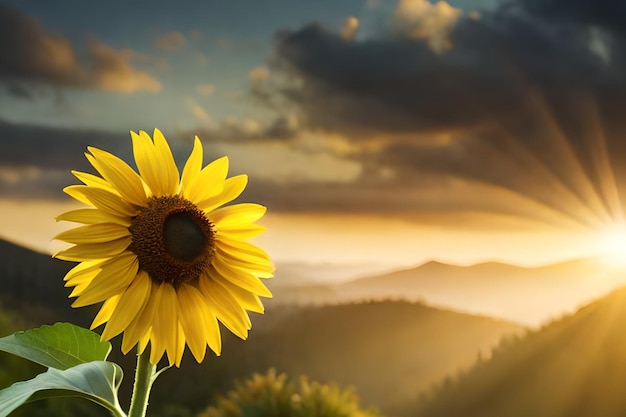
[0,239,524,416]
[269,258,626,327]
[413,284,626,417]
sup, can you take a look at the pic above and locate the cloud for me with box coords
[0,119,130,198]
[265,0,624,138]
[249,66,270,82]
[0,5,161,94]
[392,0,462,53]
[212,141,363,185]
[250,0,626,227]
[195,83,215,96]
[154,31,187,51]
[521,0,626,34]
[341,16,359,41]
[179,115,298,142]
[86,38,162,93]
[187,99,211,122]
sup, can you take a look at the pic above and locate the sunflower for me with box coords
[54,129,274,367]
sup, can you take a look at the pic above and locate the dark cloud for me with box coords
[3,82,35,100]
[250,0,626,228]
[265,16,610,136]
[178,115,299,143]
[0,5,161,95]
[521,0,626,34]
[0,119,133,198]
[0,120,300,202]
[0,119,131,170]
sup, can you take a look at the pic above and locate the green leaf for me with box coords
[0,361,126,417]
[0,322,111,370]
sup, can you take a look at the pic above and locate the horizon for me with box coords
[3,234,625,329]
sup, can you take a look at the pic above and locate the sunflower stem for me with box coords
[127,349,156,417]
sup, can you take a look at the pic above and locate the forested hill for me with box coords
[0,239,80,324]
[413,283,626,417]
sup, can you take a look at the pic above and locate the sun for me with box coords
[594,223,626,268]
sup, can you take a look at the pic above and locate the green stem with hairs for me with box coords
[127,349,156,417]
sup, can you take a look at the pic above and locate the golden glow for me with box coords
[595,223,626,267]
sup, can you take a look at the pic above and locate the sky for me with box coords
[1,0,626,275]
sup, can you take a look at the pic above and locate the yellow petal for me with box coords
[72,171,118,193]
[217,224,266,240]
[152,129,180,196]
[187,156,228,203]
[215,278,265,314]
[177,284,210,362]
[209,203,266,228]
[64,185,95,207]
[137,329,151,354]
[101,270,151,341]
[205,311,221,356]
[71,252,138,307]
[199,274,250,339]
[62,260,102,282]
[54,223,130,245]
[56,208,131,226]
[181,137,203,199]
[91,294,121,329]
[54,237,131,261]
[86,147,148,206]
[64,267,100,289]
[64,185,138,217]
[132,130,164,197]
[197,175,248,212]
[121,272,155,354]
[216,235,273,263]
[153,284,180,366]
[176,323,186,367]
[211,256,272,297]
[146,284,167,364]
[215,247,275,278]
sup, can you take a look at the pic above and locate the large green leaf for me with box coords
[0,322,110,369]
[0,361,126,417]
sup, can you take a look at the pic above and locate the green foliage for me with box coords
[0,323,123,417]
[0,361,125,417]
[199,369,382,417]
[0,322,111,369]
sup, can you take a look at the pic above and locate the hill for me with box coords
[412,283,626,417]
[0,239,524,416]
[154,301,523,416]
[270,259,626,327]
[0,239,81,324]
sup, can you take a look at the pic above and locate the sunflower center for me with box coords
[164,213,206,261]
[128,196,215,287]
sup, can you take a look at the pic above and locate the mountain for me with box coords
[270,259,626,327]
[151,301,523,416]
[0,239,524,417]
[0,239,82,324]
[412,284,626,417]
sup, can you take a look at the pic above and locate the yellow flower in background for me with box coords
[54,129,274,367]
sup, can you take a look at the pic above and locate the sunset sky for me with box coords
[1,0,626,275]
